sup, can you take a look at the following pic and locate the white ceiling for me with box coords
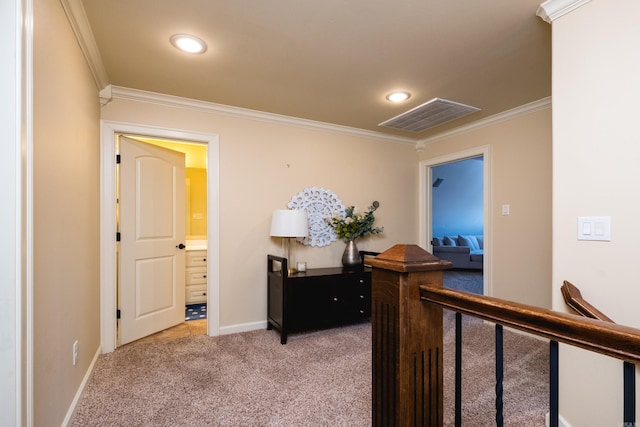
[80,0,551,140]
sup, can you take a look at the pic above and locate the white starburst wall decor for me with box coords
[288,187,345,247]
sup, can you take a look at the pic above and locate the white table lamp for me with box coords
[270,209,308,273]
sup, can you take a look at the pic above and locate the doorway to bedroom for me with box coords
[432,156,484,295]
[419,146,489,297]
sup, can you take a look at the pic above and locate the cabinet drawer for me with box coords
[267,258,372,344]
[186,266,207,285]
[328,288,370,320]
[354,292,370,316]
[186,284,207,304]
[186,250,207,267]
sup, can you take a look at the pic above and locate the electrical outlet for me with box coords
[73,340,78,366]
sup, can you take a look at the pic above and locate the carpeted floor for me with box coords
[72,323,373,426]
[71,270,548,426]
[443,311,549,426]
[444,269,483,294]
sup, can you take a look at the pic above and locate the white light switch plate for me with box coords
[577,216,611,241]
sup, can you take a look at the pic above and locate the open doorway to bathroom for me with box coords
[117,135,209,343]
[101,120,220,353]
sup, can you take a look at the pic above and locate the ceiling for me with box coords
[80,0,551,141]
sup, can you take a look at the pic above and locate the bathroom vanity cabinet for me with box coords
[186,249,207,304]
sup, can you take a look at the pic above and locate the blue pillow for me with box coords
[476,235,484,249]
[443,236,456,246]
[458,235,479,250]
[432,237,442,246]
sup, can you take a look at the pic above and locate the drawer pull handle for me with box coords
[203,275,207,278]
[333,297,338,302]
[203,258,207,262]
[359,310,365,314]
[359,279,364,283]
[359,295,365,299]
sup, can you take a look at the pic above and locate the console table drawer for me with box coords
[267,255,372,344]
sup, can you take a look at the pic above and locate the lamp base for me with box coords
[285,237,299,275]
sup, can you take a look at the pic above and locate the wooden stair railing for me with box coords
[561,280,636,425]
[368,244,640,426]
[561,280,613,322]
[420,284,640,363]
[421,284,640,427]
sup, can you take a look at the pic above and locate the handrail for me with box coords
[560,280,636,425]
[561,280,614,322]
[419,284,640,364]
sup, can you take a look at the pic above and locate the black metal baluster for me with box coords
[495,324,504,427]
[455,312,462,427]
[624,361,636,425]
[550,340,559,427]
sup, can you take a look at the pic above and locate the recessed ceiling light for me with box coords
[170,34,207,54]
[385,91,411,103]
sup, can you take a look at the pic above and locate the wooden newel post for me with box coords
[369,244,452,426]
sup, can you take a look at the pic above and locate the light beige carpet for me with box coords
[71,312,548,426]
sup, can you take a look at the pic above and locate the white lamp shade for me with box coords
[270,209,309,237]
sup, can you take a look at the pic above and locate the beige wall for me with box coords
[30,1,554,423]
[419,107,552,308]
[551,0,640,425]
[102,97,418,328]
[33,0,101,424]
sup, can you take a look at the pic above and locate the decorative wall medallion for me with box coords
[288,187,345,247]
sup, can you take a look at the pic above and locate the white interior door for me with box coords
[119,136,186,345]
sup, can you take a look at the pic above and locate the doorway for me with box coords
[118,135,209,345]
[419,146,491,296]
[100,121,220,353]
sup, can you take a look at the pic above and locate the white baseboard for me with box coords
[218,320,268,336]
[546,411,571,427]
[61,345,102,426]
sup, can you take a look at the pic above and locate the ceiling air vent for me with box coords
[379,98,480,132]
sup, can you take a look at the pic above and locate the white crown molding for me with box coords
[536,0,592,23]
[419,97,552,146]
[107,86,551,150]
[61,0,552,148]
[60,0,109,90]
[99,85,112,106]
[106,85,418,145]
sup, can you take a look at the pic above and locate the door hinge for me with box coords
[116,154,121,164]
[116,309,121,319]
[116,232,121,242]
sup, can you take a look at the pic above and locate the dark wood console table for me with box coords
[267,254,372,344]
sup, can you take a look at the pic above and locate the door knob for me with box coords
[176,243,186,249]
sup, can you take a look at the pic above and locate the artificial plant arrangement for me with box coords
[326,201,384,241]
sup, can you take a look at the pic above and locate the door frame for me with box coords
[100,120,220,353]
[418,145,491,295]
